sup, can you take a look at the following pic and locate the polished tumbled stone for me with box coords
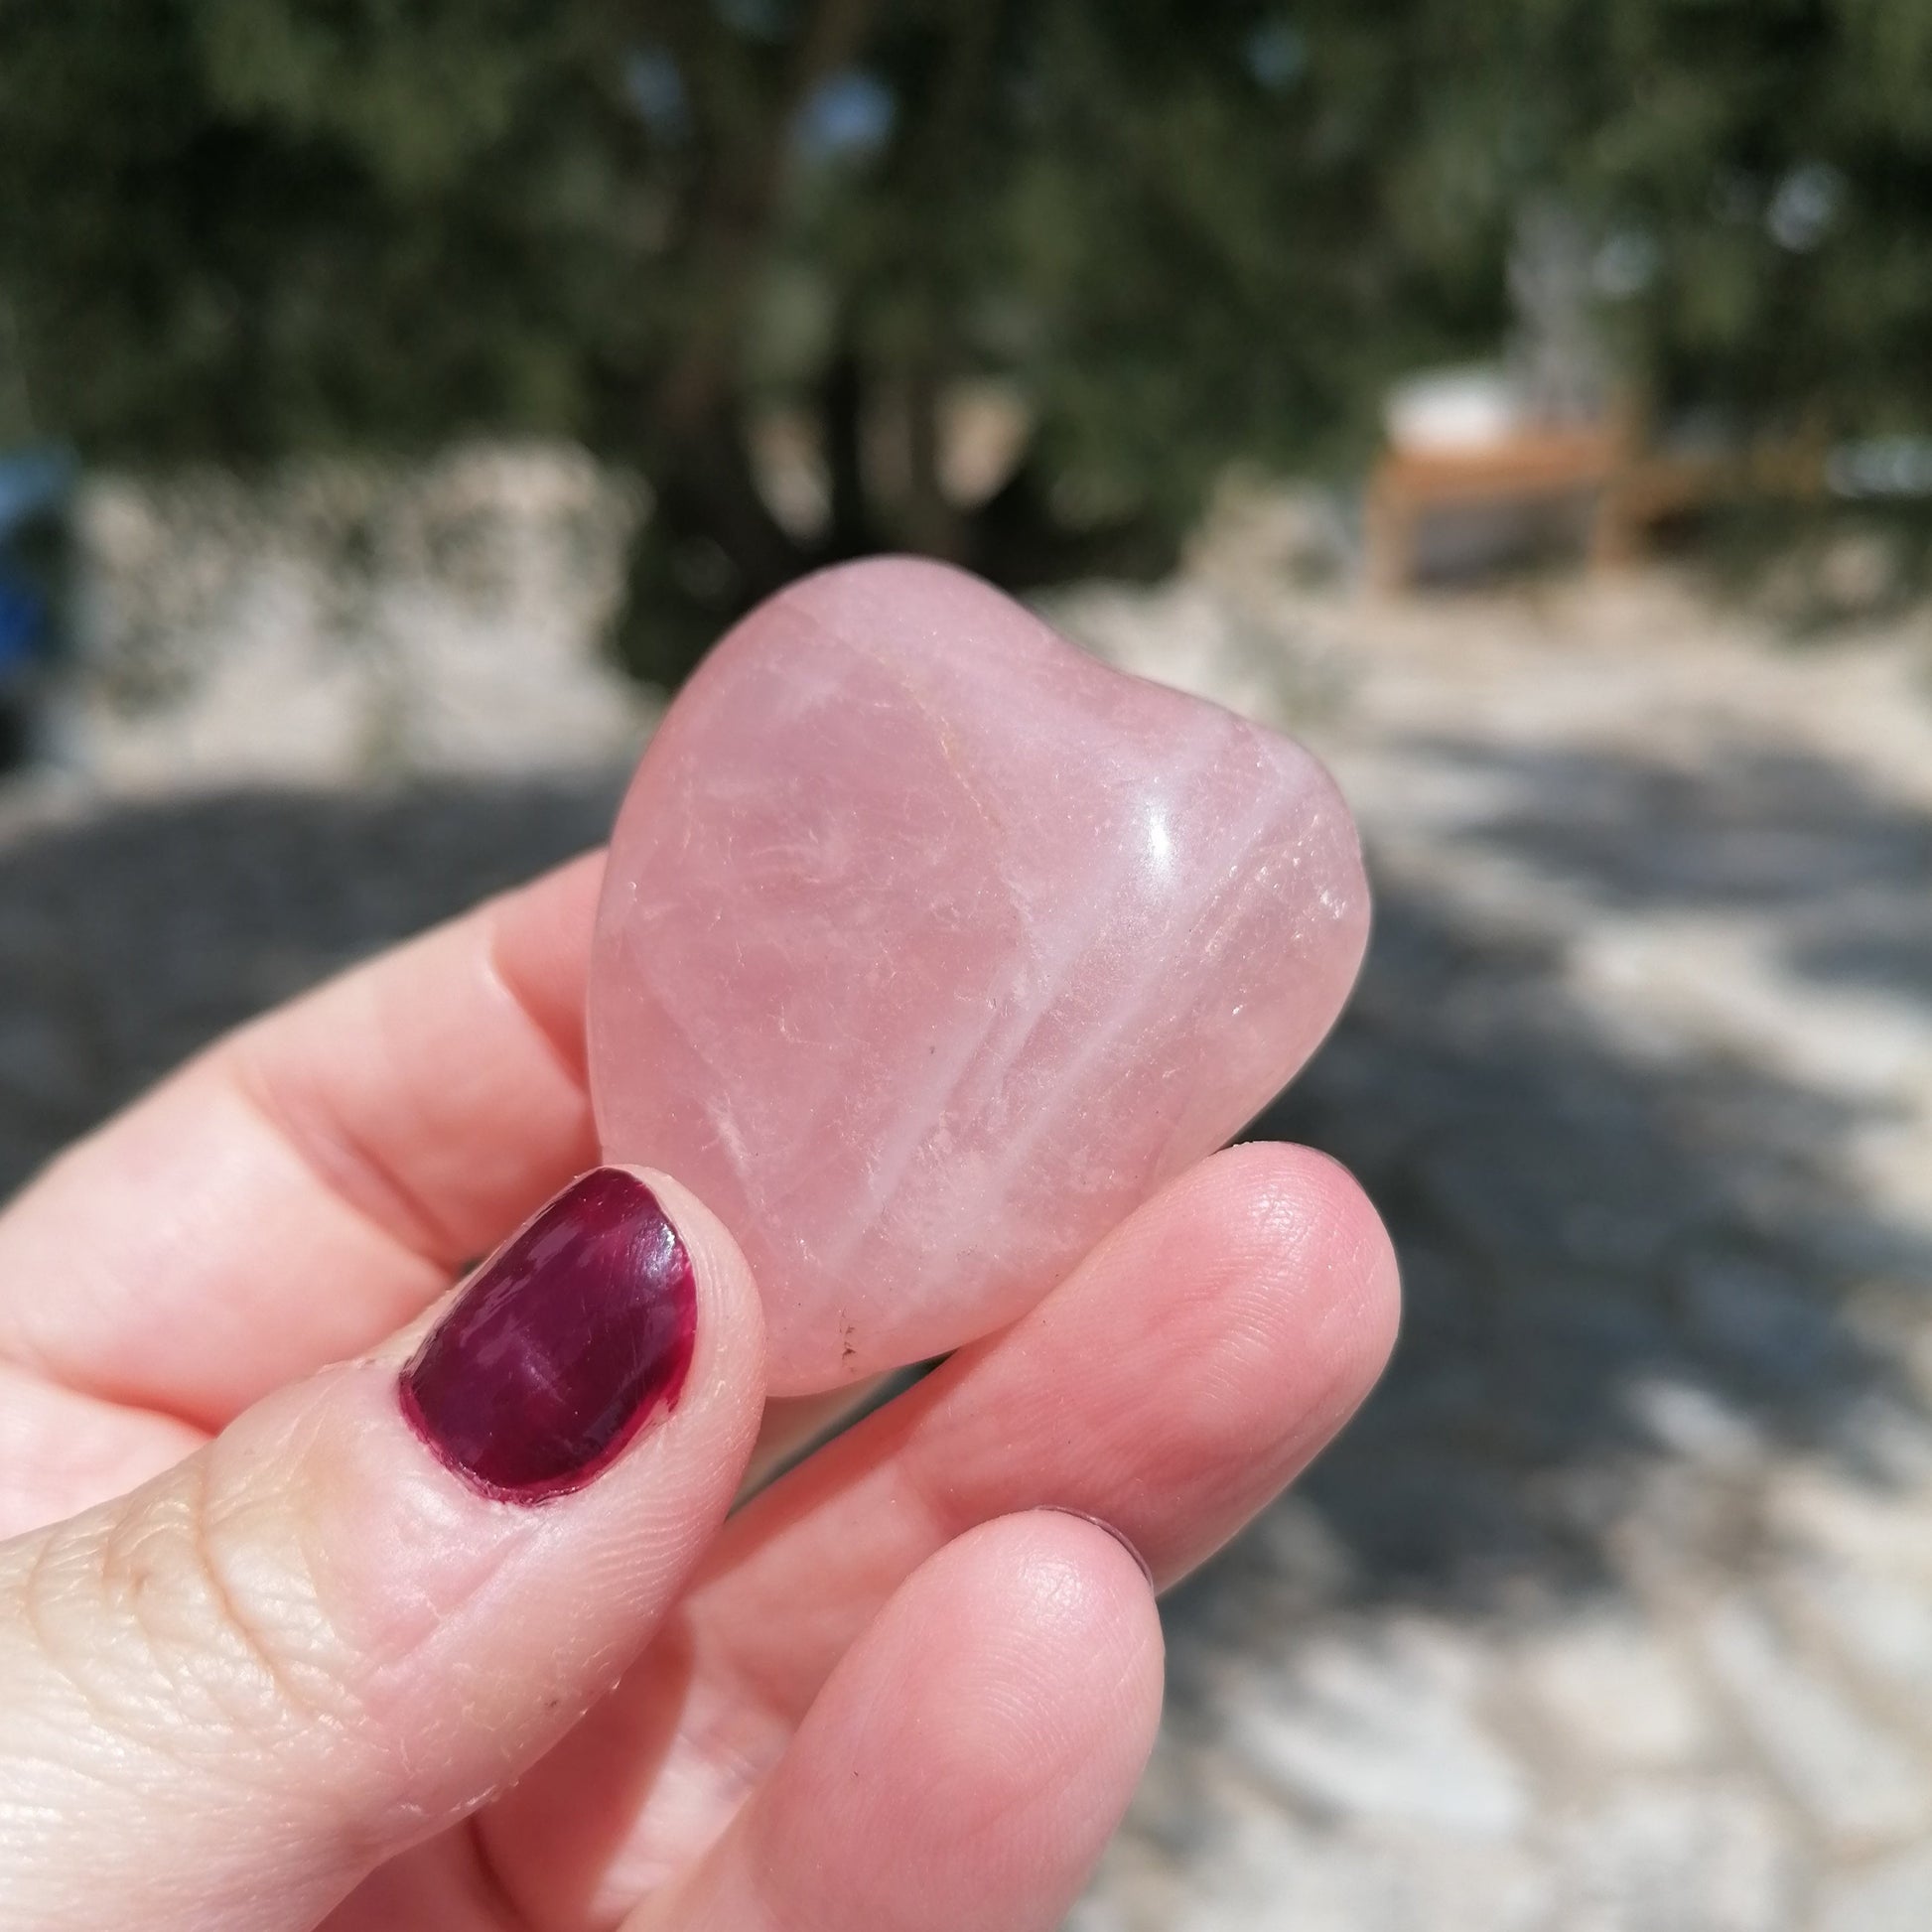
[591,558,1370,1392]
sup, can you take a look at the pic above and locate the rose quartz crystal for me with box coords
[590,558,1369,1393]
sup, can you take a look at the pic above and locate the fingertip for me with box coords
[699,1511,1164,1932]
[618,1165,768,1421]
[1191,1137,1402,1381]
[898,1512,1166,1807]
[1011,1511,1167,1744]
[1002,1509,1166,1699]
[1288,1143,1403,1386]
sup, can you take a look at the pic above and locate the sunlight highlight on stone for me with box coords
[590,558,1370,1392]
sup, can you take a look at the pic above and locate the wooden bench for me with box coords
[1364,412,1826,590]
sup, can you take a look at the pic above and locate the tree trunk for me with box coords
[655,0,883,442]
[966,458,1179,590]
[822,323,871,557]
[899,357,966,562]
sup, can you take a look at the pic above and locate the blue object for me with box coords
[0,582,44,673]
[793,70,896,161]
[0,446,73,678]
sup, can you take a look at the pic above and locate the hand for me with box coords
[0,851,1398,1932]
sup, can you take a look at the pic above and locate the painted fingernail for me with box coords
[401,1169,696,1502]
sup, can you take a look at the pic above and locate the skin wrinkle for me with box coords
[463,1812,542,1932]
[0,1723,156,1871]
[1153,1203,1392,1475]
[221,1042,460,1283]
[312,1532,532,1772]
[7,1511,306,1830]
[0,861,603,1431]
[480,907,595,1105]
[224,1045,476,1278]
[569,1651,795,1905]
[692,1398,1104,1770]
[11,1526,138,1754]
[0,1363,208,1534]
[122,1455,355,1749]
[220,882,597,1285]
[0,1205,217,1415]
[891,1171,1376,1572]
[11,1400,539,1891]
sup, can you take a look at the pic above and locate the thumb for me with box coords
[0,1167,763,1932]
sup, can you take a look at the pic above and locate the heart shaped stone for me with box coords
[591,559,1369,1393]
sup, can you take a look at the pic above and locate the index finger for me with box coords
[0,851,604,1428]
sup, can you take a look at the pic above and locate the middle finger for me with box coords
[481,1139,1398,1928]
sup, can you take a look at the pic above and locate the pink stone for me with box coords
[590,558,1370,1394]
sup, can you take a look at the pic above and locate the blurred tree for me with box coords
[0,2,1926,677]
[0,1,1500,676]
[1490,0,1932,438]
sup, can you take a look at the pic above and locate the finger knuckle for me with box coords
[86,1460,368,1761]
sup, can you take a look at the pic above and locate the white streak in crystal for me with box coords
[967,735,1305,1209]
[590,556,1370,1391]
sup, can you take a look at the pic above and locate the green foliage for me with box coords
[0,1,1927,677]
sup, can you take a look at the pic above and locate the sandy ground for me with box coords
[1057,563,1932,1931]
[5,467,1932,1929]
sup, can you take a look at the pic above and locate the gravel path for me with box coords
[5,500,1932,1927]
[1061,566,1932,1931]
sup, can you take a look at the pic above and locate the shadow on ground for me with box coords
[1242,888,1920,1600]
[2,750,1928,1640]
[1412,735,1932,1004]
[0,773,624,1190]
[1184,730,1932,1663]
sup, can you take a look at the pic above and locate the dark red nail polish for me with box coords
[400,1169,696,1502]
